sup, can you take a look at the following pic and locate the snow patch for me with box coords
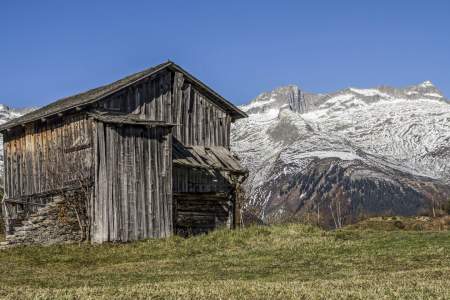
[350,88,380,96]
[424,93,443,98]
[419,80,435,88]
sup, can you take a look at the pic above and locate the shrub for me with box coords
[394,220,405,229]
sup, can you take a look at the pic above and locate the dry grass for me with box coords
[344,215,450,231]
[0,223,449,299]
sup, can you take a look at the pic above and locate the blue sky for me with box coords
[1,0,449,108]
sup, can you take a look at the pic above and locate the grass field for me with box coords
[0,223,449,299]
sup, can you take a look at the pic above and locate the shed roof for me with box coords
[172,141,248,175]
[0,61,248,131]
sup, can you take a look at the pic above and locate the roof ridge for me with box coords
[0,61,247,131]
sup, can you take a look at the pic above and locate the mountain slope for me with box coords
[231,81,450,218]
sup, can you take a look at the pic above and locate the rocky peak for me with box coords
[241,81,448,116]
[231,80,450,220]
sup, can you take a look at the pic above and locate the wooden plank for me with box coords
[199,96,204,146]
[141,82,147,119]
[165,72,172,123]
[117,126,125,242]
[136,127,144,239]
[133,86,141,115]
[97,121,107,243]
[172,73,178,131]
[158,127,166,237]
[124,126,131,242]
[226,116,231,149]
[106,125,113,241]
[126,89,132,114]
[166,127,173,236]
[37,126,41,193]
[182,83,190,145]
[93,121,99,243]
[195,93,200,144]
[4,134,9,198]
[130,127,137,241]
[150,78,156,120]
[175,73,184,140]
[44,121,50,193]
[29,123,35,196]
[122,126,128,242]
[17,129,22,196]
[213,107,218,147]
[14,131,18,197]
[205,103,210,147]
[149,127,156,237]
[151,127,160,237]
[218,116,222,147]
[143,128,150,237]
[157,76,162,121]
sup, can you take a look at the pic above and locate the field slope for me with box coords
[0,224,449,299]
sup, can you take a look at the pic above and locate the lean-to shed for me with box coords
[0,61,248,243]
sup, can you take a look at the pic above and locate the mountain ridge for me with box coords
[231,81,450,219]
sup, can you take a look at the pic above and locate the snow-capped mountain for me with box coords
[0,104,39,177]
[231,81,450,218]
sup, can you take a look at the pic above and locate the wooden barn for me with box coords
[0,61,249,243]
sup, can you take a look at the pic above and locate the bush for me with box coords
[394,220,405,229]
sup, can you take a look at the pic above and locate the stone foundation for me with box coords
[1,198,81,249]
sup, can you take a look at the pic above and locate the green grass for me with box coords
[1,224,450,299]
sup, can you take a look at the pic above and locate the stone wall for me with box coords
[2,198,81,248]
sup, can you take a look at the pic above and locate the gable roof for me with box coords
[0,61,248,131]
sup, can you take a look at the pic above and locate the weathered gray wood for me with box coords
[122,126,128,242]
[4,134,9,198]
[141,83,147,119]
[175,73,184,139]
[92,121,98,243]
[166,127,173,236]
[106,125,113,241]
[137,127,145,239]
[97,121,107,243]
[117,126,124,241]
[164,72,172,124]
[3,64,241,243]
[149,128,156,237]
[182,83,190,145]
[158,76,163,121]
[158,127,166,237]
[143,128,150,237]
[150,79,156,120]
[130,127,137,241]
[151,127,160,237]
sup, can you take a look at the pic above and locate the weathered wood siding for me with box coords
[172,169,232,194]
[98,70,231,148]
[92,123,172,243]
[174,193,234,235]
[3,114,92,201]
